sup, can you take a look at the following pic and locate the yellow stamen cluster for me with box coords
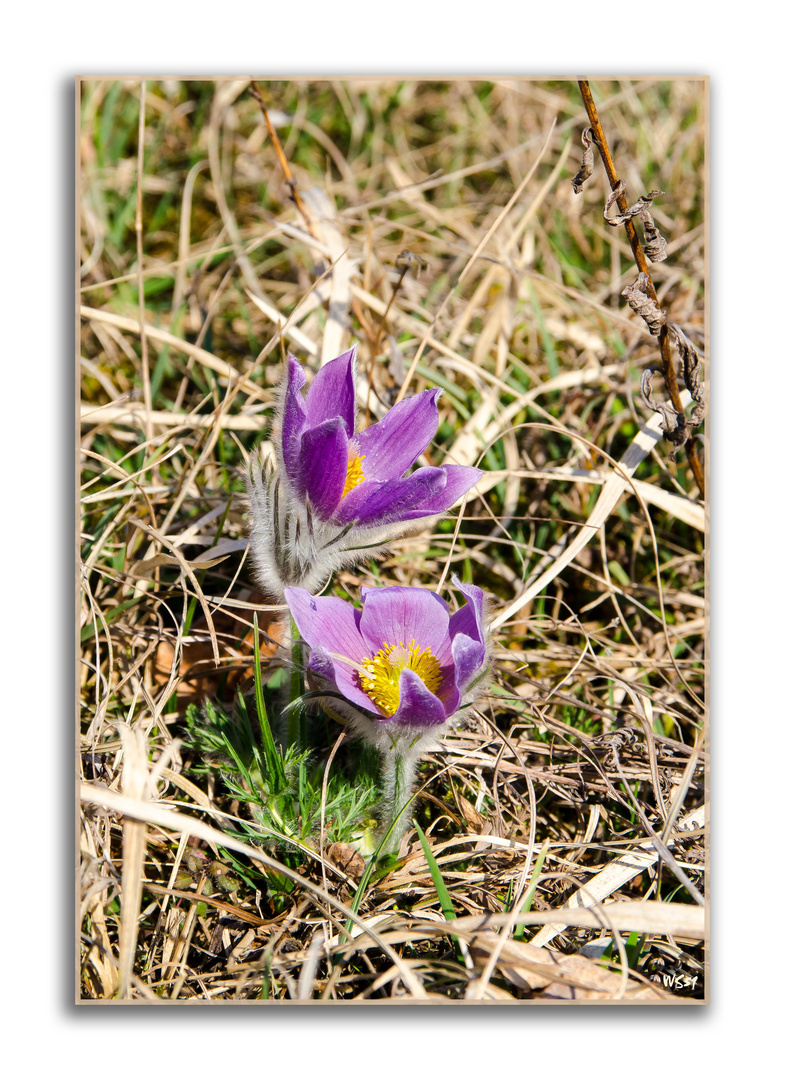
[359,639,443,717]
[342,451,366,499]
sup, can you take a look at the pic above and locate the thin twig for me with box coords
[364,258,413,422]
[577,81,704,498]
[250,81,317,239]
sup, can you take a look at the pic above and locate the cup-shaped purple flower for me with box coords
[280,344,481,527]
[285,576,491,856]
[246,346,482,598]
[285,576,489,744]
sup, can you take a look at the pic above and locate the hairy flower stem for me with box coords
[378,743,420,858]
[578,80,704,499]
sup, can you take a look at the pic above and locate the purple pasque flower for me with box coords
[246,345,482,598]
[285,576,489,746]
[281,344,479,527]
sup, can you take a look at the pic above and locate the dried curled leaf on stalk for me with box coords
[604,178,665,226]
[640,209,668,262]
[640,366,687,449]
[571,127,595,193]
[670,324,706,426]
[640,324,706,454]
[395,249,429,277]
[622,272,667,335]
[594,727,640,767]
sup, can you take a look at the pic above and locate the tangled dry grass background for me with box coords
[79,78,706,1002]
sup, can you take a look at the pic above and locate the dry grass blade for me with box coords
[80,305,266,395]
[472,466,704,531]
[80,784,427,999]
[529,806,705,947]
[116,725,149,998]
[491,390,694,630]
[299,187,353,365]
[469,935,670,1000]
[128,518,220,664]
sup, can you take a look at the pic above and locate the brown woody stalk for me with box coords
[250,81,316,239]
[578,81,704,498]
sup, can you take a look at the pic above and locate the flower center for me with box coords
[359,639,443,717]
[342,450,366,499]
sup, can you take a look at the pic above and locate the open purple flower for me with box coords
[246,346,482,598]
[286,576,491,856]
[285,576,489,739]
[280,344,481,528]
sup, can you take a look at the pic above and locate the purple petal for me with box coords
[304,345,357,433]
[447,578,486,692]
[299,418,349,518]
[452,633,486,693]
[448,576,484,643]
[334,467,447,527]
[285,587,376,711]
[391,668,448,726]
[281,357,308,481]
[285,587,366,662]
[354,389,441,481]
[308,645,377,713]
[434,664,461,714]
[358,585,450,656]
[395,465,483,519]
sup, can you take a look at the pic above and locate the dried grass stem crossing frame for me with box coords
[577,81,705,498]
